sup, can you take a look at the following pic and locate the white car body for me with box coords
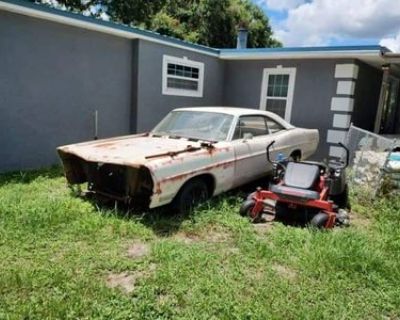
[58,107,319,209]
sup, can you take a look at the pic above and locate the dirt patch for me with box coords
[127,242,150,259]
[173,232,201,244]
[106,272,138,293]
[271,263,297,280]
[106,263,156,294]
[253,214,275,236]
[350,211,371,228]
[253,219,275,236]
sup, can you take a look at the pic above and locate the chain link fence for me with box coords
[344,125,399,195]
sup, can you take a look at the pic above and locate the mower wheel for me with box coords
[246,192,256,201]
[239,200,262,223]
[330,184,351,210]
[275,202,290,222]
[310,212,329,229]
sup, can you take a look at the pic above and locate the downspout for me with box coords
[374,64,391,133]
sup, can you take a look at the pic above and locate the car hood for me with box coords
[57,134,207,166]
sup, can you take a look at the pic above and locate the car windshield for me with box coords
[152,111,234,141]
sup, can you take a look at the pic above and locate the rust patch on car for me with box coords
[145,145,202,159]
[159,159,236,184]
[93,142,118,149]
[155,182,162,195]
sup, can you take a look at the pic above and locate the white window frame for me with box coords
[162,55,204,98]
[259,67,296,122]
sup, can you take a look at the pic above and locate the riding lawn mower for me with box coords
[240,141,350,228]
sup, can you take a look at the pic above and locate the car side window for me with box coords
[233,116,269,140]
[266,117,285,134]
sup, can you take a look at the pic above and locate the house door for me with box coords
[259,67,297,122]
[380,76,400,134]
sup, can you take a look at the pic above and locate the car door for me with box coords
[231,115,275,187]
[265,116,294,160]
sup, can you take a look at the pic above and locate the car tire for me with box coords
[289,151,301,162]
[310,212,329,229]
[172,178,209,214]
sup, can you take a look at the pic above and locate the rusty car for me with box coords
[57,107,319,212]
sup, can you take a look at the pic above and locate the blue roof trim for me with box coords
[2,0,220,55]
[220,45,390,54]
[1,0,390,56]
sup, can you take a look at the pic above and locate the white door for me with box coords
[260,67,297,122]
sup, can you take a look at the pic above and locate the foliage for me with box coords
[1,167,400,318]
[35,0,282,48]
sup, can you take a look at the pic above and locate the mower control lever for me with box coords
[338,142,350,168]
[266,140,275,164]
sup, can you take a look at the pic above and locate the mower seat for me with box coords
[270,185,320,200]
[283,162,320,189]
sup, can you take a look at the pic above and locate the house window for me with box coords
[260,67,296,122]
[162,55,204,97]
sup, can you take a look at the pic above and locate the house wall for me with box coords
[134,40,224,132]
[223,59,354,158]
[0,11,133,171]
[0,7,386,171]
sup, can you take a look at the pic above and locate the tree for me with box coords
[35,0,282,48]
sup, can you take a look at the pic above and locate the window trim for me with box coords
[232,115,270,140]
[259,67,296,122]
[162,55,204,97]
[266,116,285,134]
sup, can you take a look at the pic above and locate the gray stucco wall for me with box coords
[0,8,385,171]
[134,40,224,132]
[223,59,353,158]
[353,61,382,131]
[0,11,133,171]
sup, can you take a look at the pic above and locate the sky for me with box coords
[253,0,400,52]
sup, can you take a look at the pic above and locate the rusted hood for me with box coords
[57,134,205,166]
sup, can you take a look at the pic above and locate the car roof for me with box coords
[172,106,294,128]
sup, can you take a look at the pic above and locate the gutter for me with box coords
[219,49,386,61]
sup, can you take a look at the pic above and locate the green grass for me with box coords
[1,167,400,319]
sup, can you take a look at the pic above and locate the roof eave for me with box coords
[0,0,220,57]
[383,52,400,64]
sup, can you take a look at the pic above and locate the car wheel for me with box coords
[172,178,209,214]
[310,212,329,229]
[289,151,301,162]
